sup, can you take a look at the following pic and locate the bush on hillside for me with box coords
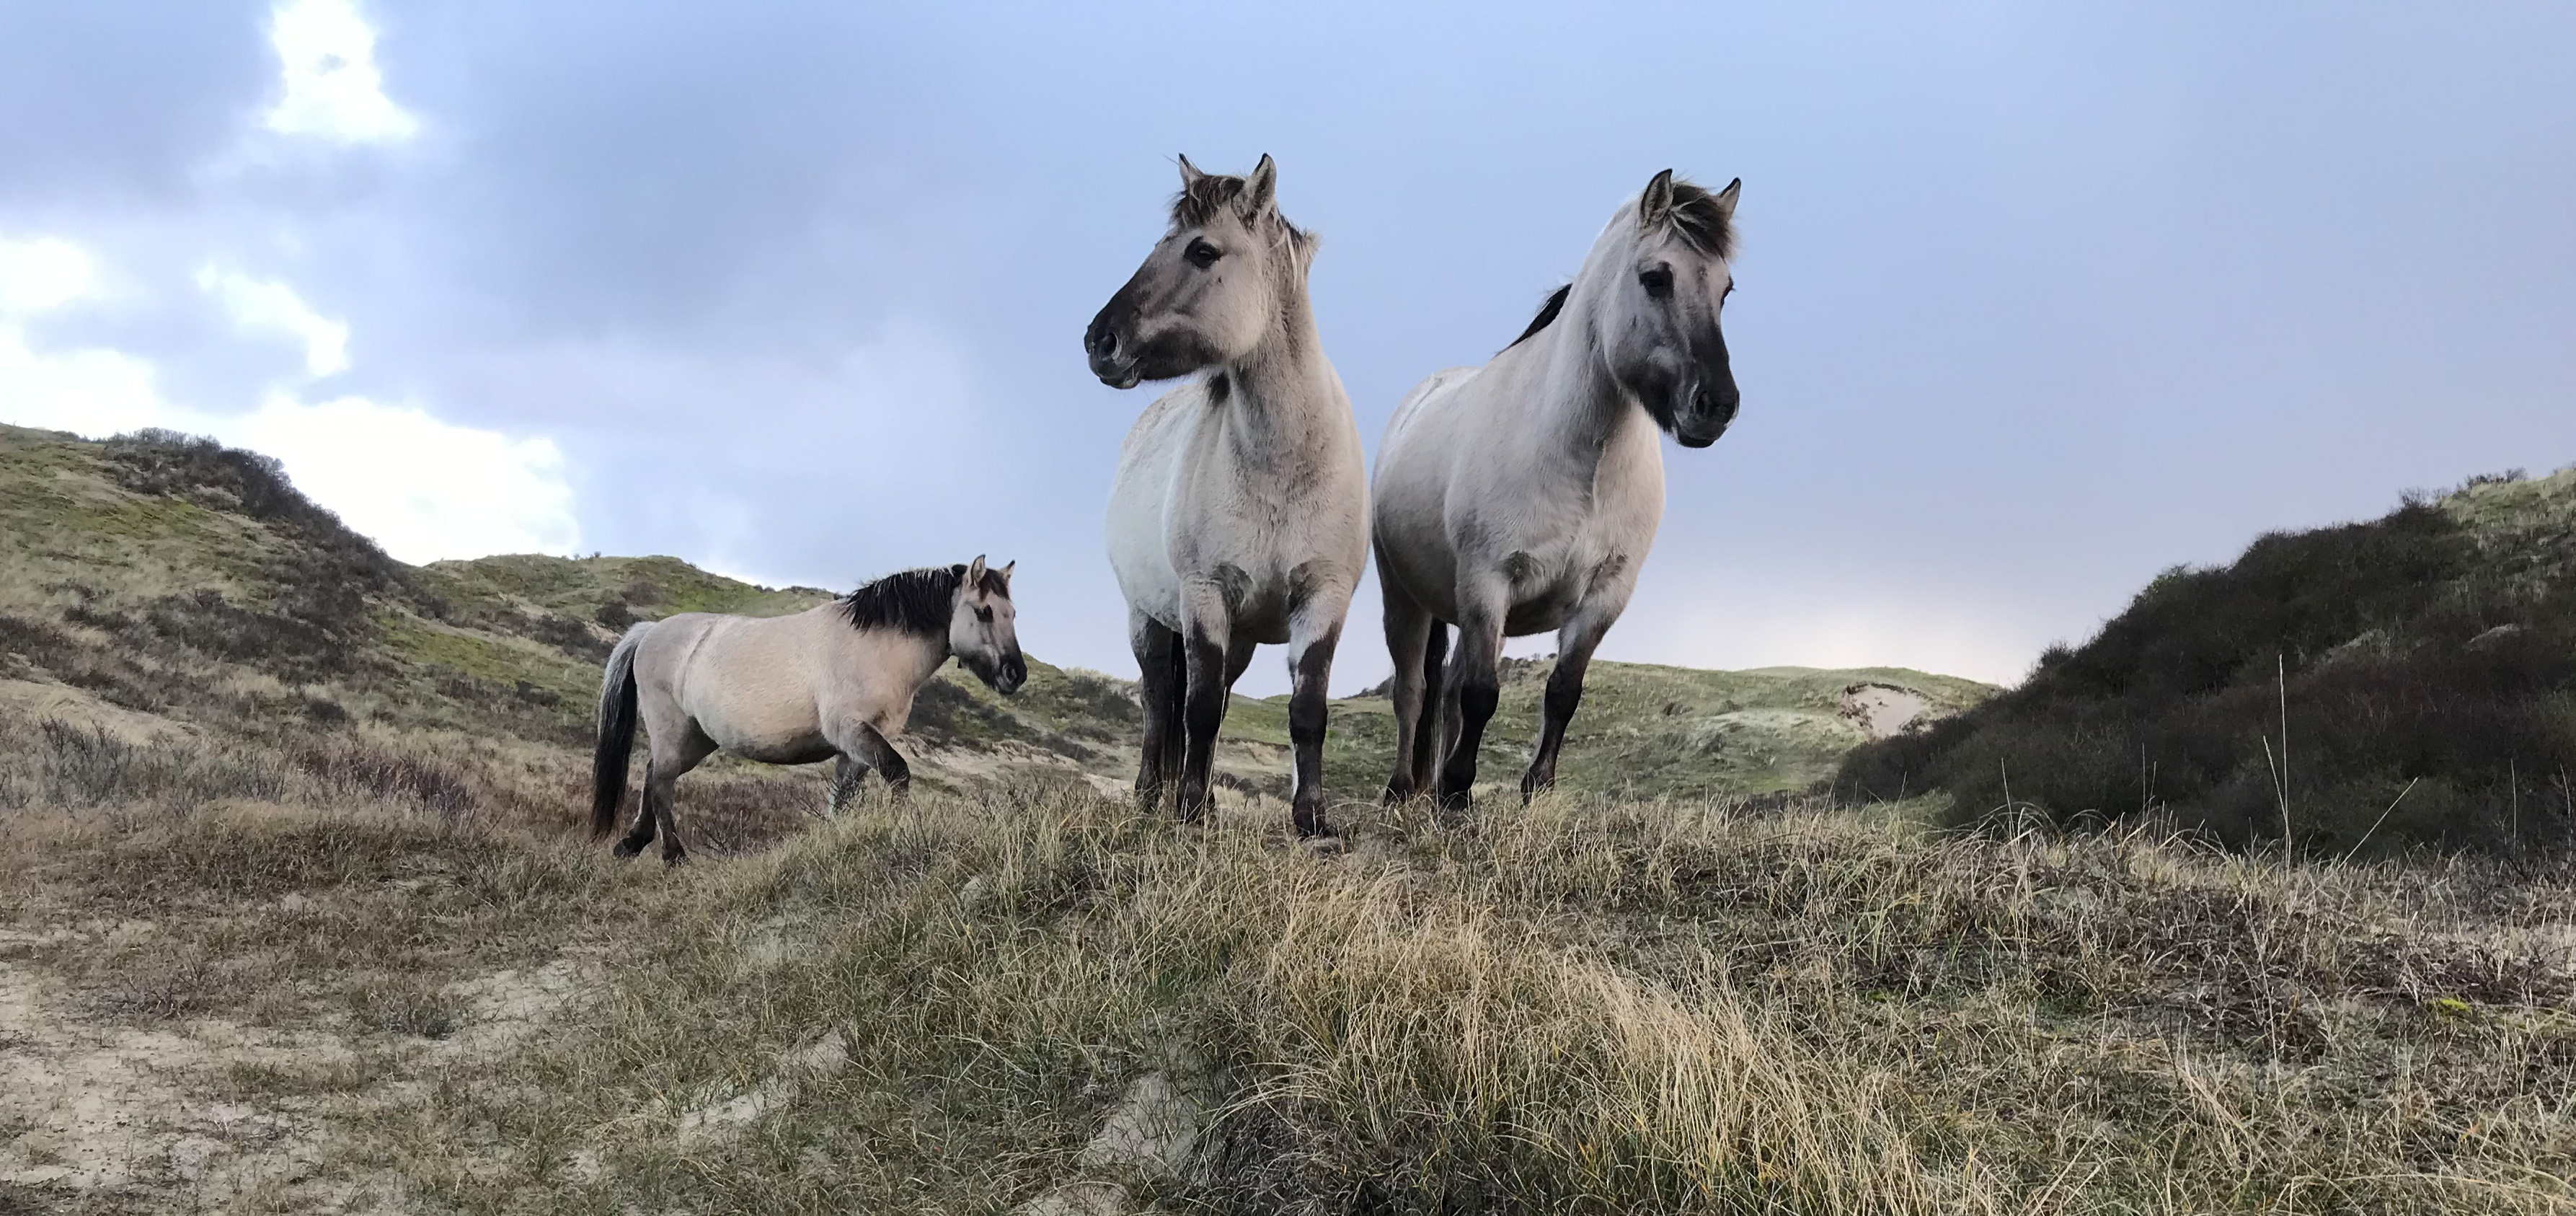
[1841,491,2576,854]
[101,430,413,646]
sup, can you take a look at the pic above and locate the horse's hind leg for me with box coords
[611,766,658,858]
[1129,612,1183,810]
[643,726,717,865]
[1380,580,1433,804]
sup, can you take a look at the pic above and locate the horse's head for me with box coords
[949,556,1024,695]
[1599,169,1741,448]
[1085,154,1311,389]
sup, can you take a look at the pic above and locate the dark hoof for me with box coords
[1436,788,1474,814]
[660,848,689,866]
[1381,780,1414,806]
[611,837,645,859]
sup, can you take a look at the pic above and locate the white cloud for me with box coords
[229,393,580,563]
[0,237,99,315]
[198,265,350,377]
[262,0,418,145]
[1,234,577,564]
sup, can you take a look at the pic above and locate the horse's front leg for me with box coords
[833,722,911,798]
[1128,611,1183,811]
[1174,584,1234,824]
[1434,596,1508,811]
[826,755,865,816]
[1521,604,1621,802]
[1285,596,1348,838]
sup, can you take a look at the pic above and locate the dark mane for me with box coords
[1660,179,1735,259]
[838,565,1007,636]
[1169,172,1307,246]
[1504,284,1572,351]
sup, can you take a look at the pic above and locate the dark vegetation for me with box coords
[1843,472,2576,855]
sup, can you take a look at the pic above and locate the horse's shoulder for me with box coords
[1113,382,1200,452]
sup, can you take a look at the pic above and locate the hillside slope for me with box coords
[0,425,1988,812]
[1841,467,2576,852]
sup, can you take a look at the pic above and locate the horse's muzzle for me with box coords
[1085,312,1143,389]
[996,653,1028,695]
[1675,377,1739,449]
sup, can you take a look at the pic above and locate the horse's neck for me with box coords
[1520,286,1644,473]
[1215,285,1340,463]
[890,628,952,693]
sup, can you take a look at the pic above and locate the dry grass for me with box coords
[378,791,2574,1214]
[5,711,2574,1213]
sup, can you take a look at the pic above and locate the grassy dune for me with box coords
[10,425,2573,1212]
[5,714,2572,1212]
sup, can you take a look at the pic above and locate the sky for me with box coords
[3,2,2572,695]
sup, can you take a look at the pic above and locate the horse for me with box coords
[1083,154,1370,837]
[1371,169,1742,809]
[588,558,1024,863]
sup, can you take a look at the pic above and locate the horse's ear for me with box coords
[1639,169,1676,229]
[1242,154,1278,216]
[999,560,1015,588]
[1712,177,1741,222]
[1177,154,1205,189]
[967,555,988,586]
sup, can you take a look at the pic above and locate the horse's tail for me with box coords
[590,622,652,837]
[1416,619,1448,754]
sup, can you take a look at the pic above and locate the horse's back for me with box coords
[1379,365,1484,457]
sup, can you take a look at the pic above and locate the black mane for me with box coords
[1504,284,1572,351]
[839,565,1006,636]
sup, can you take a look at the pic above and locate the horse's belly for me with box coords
[725,733,838,766]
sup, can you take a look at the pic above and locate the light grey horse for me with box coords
[1083,155,1369,837]
[590,558,1023,863]
[1373,169,1742,809]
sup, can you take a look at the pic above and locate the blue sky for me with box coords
[4,2,2571,694]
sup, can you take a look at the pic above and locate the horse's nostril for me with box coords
[1091,330,1117,358]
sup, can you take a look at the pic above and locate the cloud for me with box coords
[262,0,417,146]
[1,233,575,564]
[228,393,580,563]
[197,265,350,377]
[0,237,99,314]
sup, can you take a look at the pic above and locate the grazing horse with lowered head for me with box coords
[590,558,1024,863]
[1084,154,1369,837]
[1373,169,1742,808]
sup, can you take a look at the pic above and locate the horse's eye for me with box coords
[1185,239,1221,269]
[975,606,994,623]
[1723,280,1736,300]
[1638,265,1674,299]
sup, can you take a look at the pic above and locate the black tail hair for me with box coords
[591,626,647,836]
